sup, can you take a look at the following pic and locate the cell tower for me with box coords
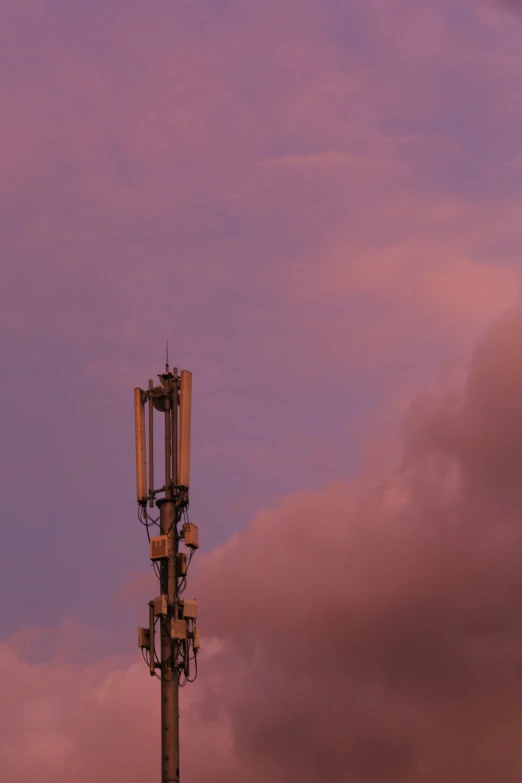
[134,357,199,783]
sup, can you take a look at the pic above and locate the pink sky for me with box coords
[3,0,522,779]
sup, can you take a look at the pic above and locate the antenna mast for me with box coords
[134,361,199,782]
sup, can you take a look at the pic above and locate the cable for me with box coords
[136,500,198,684]
[138,506,162,582]
[144,508,160,527]
[168,514,178,535]
[186,656,198,683]
[137,506,160,530]
[138,509,150,549]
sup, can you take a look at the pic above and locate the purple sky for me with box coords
[3,1,522,779]
[1,0,520,631]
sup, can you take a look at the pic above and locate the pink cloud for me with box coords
[5,310,522,780]
[2,0,521,372]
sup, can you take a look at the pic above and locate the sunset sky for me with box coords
[3,0,522,780]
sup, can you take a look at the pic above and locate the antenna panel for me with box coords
[178,370,192,489]
[134,388,147,504]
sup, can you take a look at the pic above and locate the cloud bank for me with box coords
[4,310,522,780]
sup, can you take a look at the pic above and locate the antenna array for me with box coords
[134,363,199,783]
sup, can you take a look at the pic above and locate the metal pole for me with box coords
[136,363,196,783]
[157,392,180,783]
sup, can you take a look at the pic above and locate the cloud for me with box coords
[1,0,522,369]
[0,621,241,783]
[5,309,522,780]
[192,308,522,781]
[487,0,522,14]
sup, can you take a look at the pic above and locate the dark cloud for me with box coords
[191,308,522,782]
[5,314,522,781]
